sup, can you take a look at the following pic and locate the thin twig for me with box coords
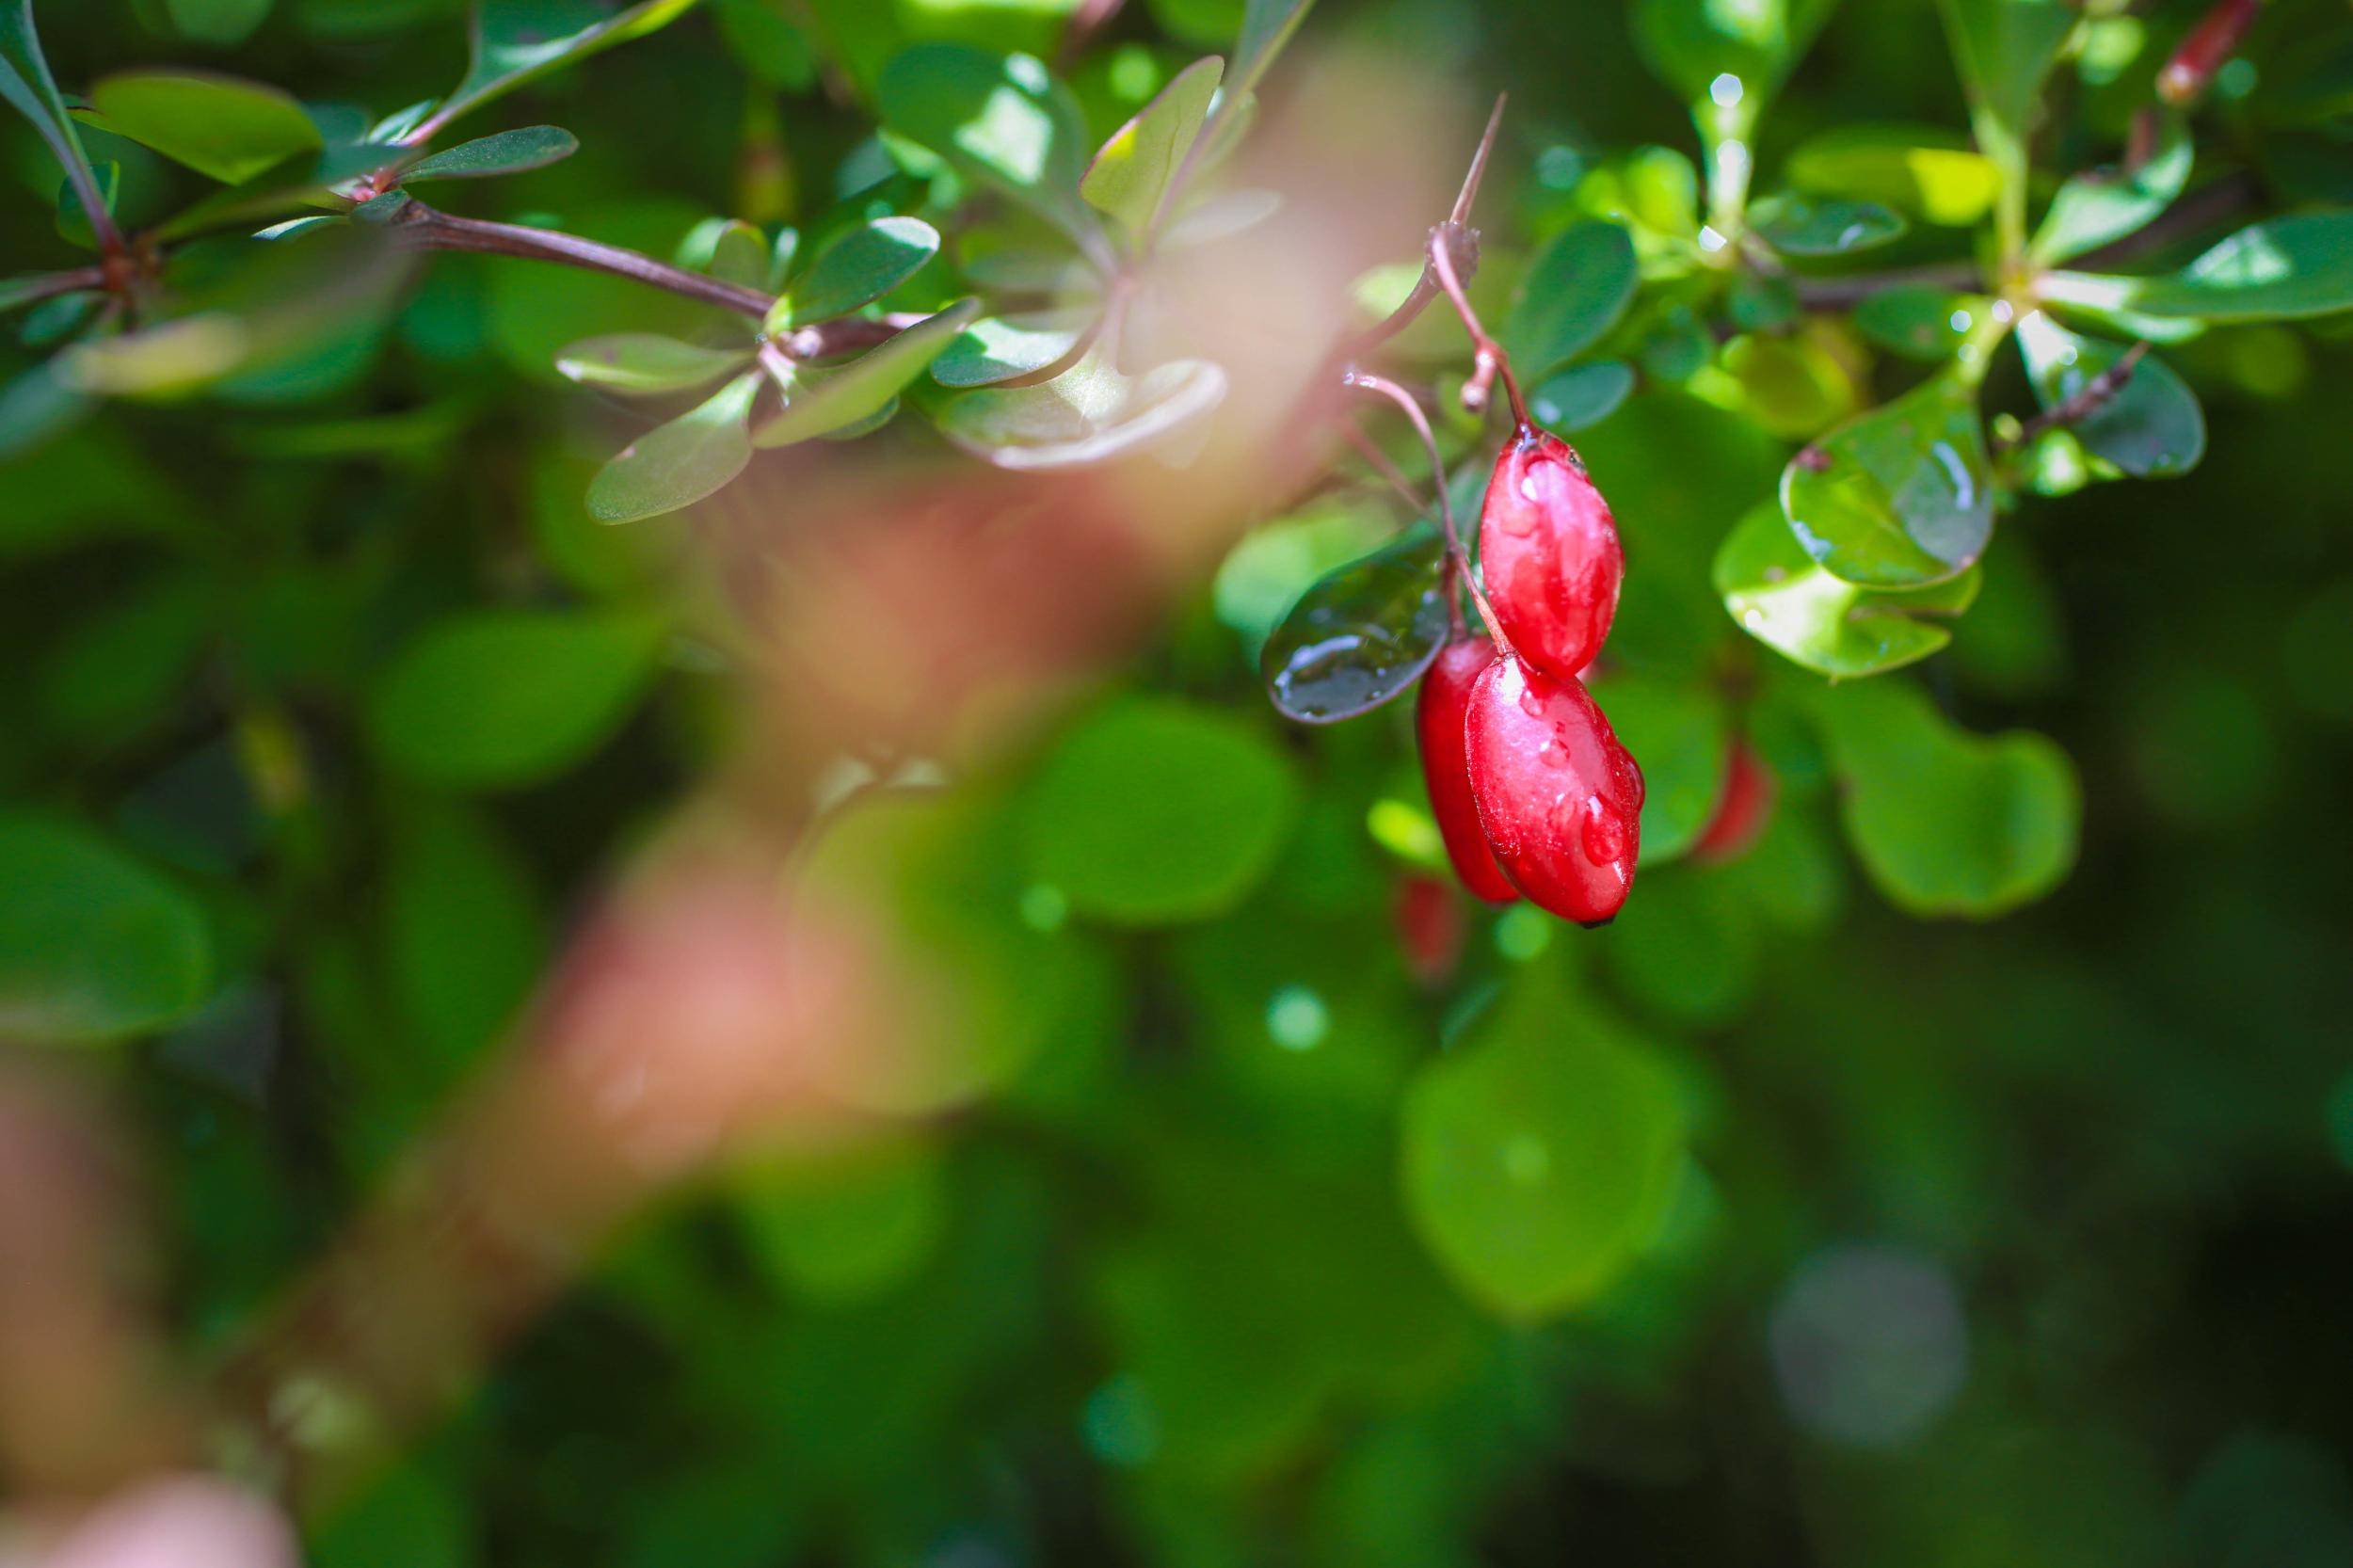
[1345,96,1507,359]
[390,201,774,317]
[1339,421,1431,513]
[1998,340,2150,450]
[1342,369,1505,648]
[1426,220,1529,429]
[3,264,107,311]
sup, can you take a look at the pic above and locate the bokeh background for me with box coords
[5,0,2353,1564]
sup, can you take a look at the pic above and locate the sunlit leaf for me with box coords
[1401,968,1686,1320]
[935,348,1227,470]
[2029,113,2191,265]
[1631,0,1839,104]
[368,609,665,789]
[555,332,751,394]
[1722,331,1859,439]
[1782,374,1992,589]
[1081,55,1222,239]
[1230,0,1315,100]
[1805,677,2079,917]
[1528,360,1636,433]
[589,370,760,520]
[1259,524,1448,724]
[435,0,703,133]
[0,815,213,1045]
[2043,212,2353,324]
[878,44,1098,245]
[1022,697,1300,925]
[2015,312,2203,479]
[1715,501,1978,679]
[1749,192,1908,256]
[401,123,579,182]
[753,298,979,447]
[1504,221,1638,382]
[768,216,940,330]
[930,308,1091,387]
[1936,0,2073,174]
[1785,123,2000,225]
[86,70,325,184]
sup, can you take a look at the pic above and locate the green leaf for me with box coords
[2,273,76,314]
[152,141,406,243]
[368,609,665,789]
[1631,0,1838,104]
[588,370,761,520]
[1080,54,1223,239]
[878,44,1098,246]
[1785,123,2000,225]
[435,0,704,133]
[930,308,1091,387]
[1585,673,1727,864]
[1401,968,1686,1320]
[2045,212,2353,324]
[702,217,767,290]
[401,123,579,182]
[1721,331,1858,439]
[735,1135,946,1302]
[1715,501,1979,679]
[2029,113,2191,265]
[1853,285,1985,361]
[554,332,751,394]
[1749,193,1908,256]
[165,0,273,44]
[712,0,818,90]
[0,359,91,460]
[2014,312,2203,479]
[1935,0,2073,168]
[1212,500,1393,660]
[0,815,213,1045]
[1782,374,1992,589]
[386,798,547,1068]
[752,298,979,448]
[1021,696,1300,925]
[86,70,325,185]
[1805,678,2079,917]
[1230,0,1315,100]
[1,0,106,226]
[56,160,119,249]
[768,216,940,330]
[1503,221,1639,382]
[935,349,1227,470]
[1528,360,1636,433]
[1259,525,1448,724]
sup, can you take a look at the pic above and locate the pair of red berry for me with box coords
[1417,429,1643,926]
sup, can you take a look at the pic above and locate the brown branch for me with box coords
[1999,340,2150,450]
[3,264,108,312]
[1344,96,1506,359]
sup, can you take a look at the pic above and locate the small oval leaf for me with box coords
[1528,360,1636,433]
[1259,525,1449,724]
[2015,312,2205,479]
[1749,192,1909,256]
[588,371,760,522]
[1504,221,1639,382]
[1782,375,1992,589]
[555,333,752,395]
[86,69,323,184]
[935,351,1227,471]
[753,298,980,448]
[930,309,1092,388]
[401,124,580,183]
[770,216,941,331]
[0,815,214,1045]
[1080,55,1224,238]
[1714,501,1978,680]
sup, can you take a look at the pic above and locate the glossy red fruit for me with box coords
[1478,428,1624,681]
[1689,738,1776,865]
[1392,872,1465,984]
[1417,637,1519,904]
[1465,656,1643,926]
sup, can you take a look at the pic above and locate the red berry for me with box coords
[1392,872,1465,984]
[1417,637,1520,904]
[1465,656,1643,926]
[1689,738,1775,865]
[1478,429,1624,681]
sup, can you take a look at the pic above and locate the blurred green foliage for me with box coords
[5,0,2353,1564]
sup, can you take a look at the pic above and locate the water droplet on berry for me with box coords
[1580,795,1628,865]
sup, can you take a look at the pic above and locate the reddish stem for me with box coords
[2158,0,2264,107]
[1426,220,1529,430]
[1341,369,1507,649]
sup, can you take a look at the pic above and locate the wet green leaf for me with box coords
[86,70,324,184]
[879,44,1097,245]
[753,298,979,447]
[2015,312,2204,479]
[1259,524,1448,724]
[401,123,579,182]
[1081,55,1222,239]
[590,370,761,519]
[1023,697,1299,925]
[1715,501,1978,679]
[2030,113,2191,265]
[1401,968,1686,1320]
[1750,193,1908,256]
[0,815,213,1045]
[555,332,752,395]
[2045,213,2353,323]
[1853,285,1984,361]
[769,216,940,330]
[1631,0,1837,104]
[1782,374,1992,588]
[368,609,664,789]
[930,308,1091,387]
[1805,677,2078,917]
[1505,221,1639,381]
